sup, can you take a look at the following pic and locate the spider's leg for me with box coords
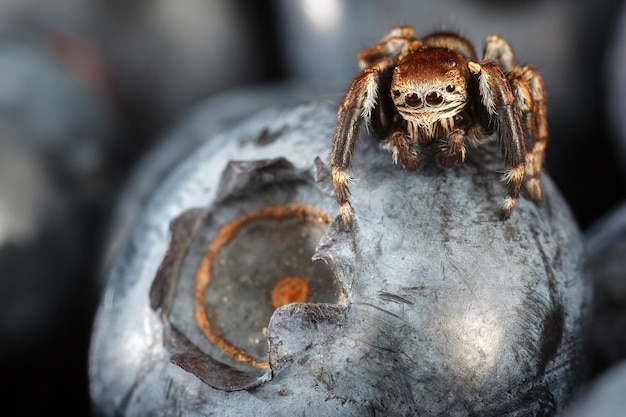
[437,128,467,167]
[505,70,536,196]
[331,58,395,227]
[483,34,516,73]
[358,26,422,69]
[381,25,415,41]
[519,66,548,201]
[383,130,424,170]
[483,35,548,202]
[469,60,526,217]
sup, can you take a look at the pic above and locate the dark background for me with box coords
[0,0,625,415]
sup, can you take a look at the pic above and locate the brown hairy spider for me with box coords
[330,26,548,227]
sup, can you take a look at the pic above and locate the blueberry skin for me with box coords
[90,101,591,416]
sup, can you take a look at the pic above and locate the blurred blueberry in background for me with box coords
[0,35,123,415]
[606,1,626,178]
[0,0,275,414]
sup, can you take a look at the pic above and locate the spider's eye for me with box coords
[392,89,401,97]
[446,85,455,93]
[405,93,422,108]
[449,60,457,67]
[425,91,443,106]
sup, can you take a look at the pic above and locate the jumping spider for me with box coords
[330,26,548,227]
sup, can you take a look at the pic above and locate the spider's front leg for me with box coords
[331,58,395,227]
[469,60,526,217]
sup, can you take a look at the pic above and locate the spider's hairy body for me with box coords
[330,26,548,227]
[392,48,469,143]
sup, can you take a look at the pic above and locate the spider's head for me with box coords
[391,47,469,122]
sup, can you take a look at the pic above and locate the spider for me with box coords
[330,26,548,227]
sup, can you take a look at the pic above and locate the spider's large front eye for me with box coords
[426,91,443,106]
[405,93,422,107]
